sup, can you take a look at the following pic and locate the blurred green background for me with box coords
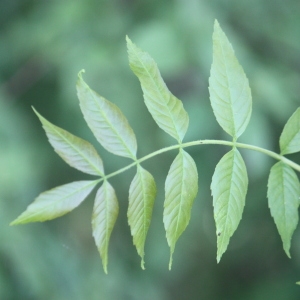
[1,0,300,299]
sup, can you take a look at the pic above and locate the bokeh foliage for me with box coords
[1,0,300,299]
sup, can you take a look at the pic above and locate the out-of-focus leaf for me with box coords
[77,70,137,159]
[267,162,300,257]
[128,165,156,269]
[92,180,119,274]
[11,180,98,225]
[209,20,252,139]
[127,37,189,142]
[211,148,248,262]
[163,149,198,269]
[33,108,104,176]
[279,107,300,155]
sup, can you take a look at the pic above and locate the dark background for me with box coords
[1,0,300,299]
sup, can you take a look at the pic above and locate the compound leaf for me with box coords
[211,148,248,262]
[128,165,156,269]
[279,107,300,155]
[127,37,189,142]
[164,149,198,269]
[92,180,119,274]
[77,70,137,159]
[33,108,104,176]
[11,180,98,225]
[267,162,300,257]
[209,20,252,139]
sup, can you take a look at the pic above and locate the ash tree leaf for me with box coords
[128,165,156,269]
[209,20,252,140]
[77,70,137,160]
[127,37,189,142]
[267,162,300,257]
[211,148,248,262]
[92,180,119,274]
[164,149,198,269]
[10,180,98,225]
[33,108,104,176]
[279,107,300,155]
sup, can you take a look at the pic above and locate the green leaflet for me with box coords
[92,180,119,274]
[279,107,300,155]
[10,180,98,225]
[128,165,156,269]
[267,162,300,257]
[126,37,189,142]
[211,148,248,262]
[77,70,137,160]
[33,108,104,176]
[164,149,198,269]
[209,20,252,140]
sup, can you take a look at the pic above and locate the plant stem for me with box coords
[104,139,300,180]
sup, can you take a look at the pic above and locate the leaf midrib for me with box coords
[131,44,182,142]
[45,120,104,176]
[89,90,136,160]
[217,28,248,139]
[17,180,97,223]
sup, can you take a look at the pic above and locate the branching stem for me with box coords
[104,139,300,180]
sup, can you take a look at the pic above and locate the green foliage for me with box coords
[127,36,189,143]
[211,148,248,262]
[164,149,198,269]
[92,180,119,274]
[11,20,300,273]
[209,21,252,140]
[11,180,99,224]
[267,162,300,257]
[128,165,156,269]
[280,108,300,155]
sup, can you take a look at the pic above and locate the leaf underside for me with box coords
[92,181,119,274]
[12,20,300,272]
[267,162,300,257]
[127,37,189,142]
[77,70,137,159]
[279,107,300,155]
[211,148,248,262]
[209,20,252,139]
[33,108,104,176]
[11,180,98,225]
[164,149,198,269]
[128,165,157,269]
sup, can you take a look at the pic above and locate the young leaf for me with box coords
[33,108,104,176]
[10,180,98,225]
[126,37,189,142]
[128,165,156,269]
[211,148,248,262]
[92,180,119,274]
[77,70,137,160]
[279,107,300,155]
[209,20,252,139]
[267,162,300,257]
[164,149,198,269]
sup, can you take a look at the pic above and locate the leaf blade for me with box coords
[127,37,189,142]
[33,108,104,176]
[279,107,300,155]
[11,180,98,225]
[128,165,156,269]
[267,162,300,257]
[76,70,137,159]
[92,181,119,274]
[211,148,248,262]
[209,20,252,139]
[163,149,198,269]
